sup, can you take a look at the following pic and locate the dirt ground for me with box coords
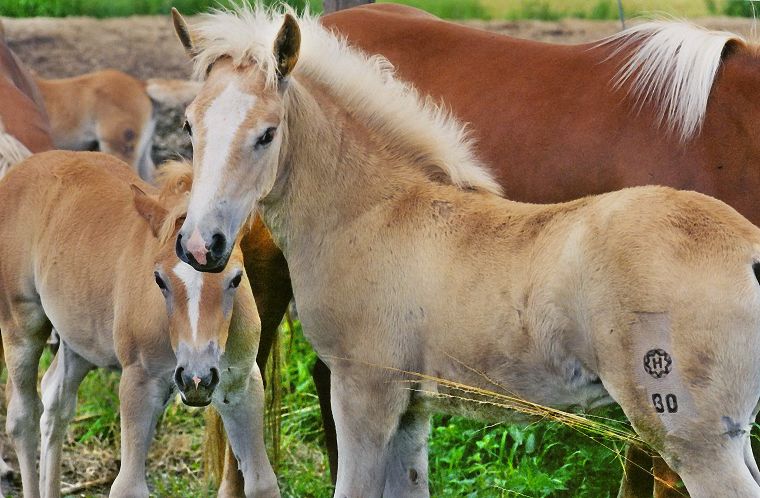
[1,12,759,498]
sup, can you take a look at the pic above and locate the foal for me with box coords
[34,71,200,182]
[174,7,760,497]
[0,151,278,498]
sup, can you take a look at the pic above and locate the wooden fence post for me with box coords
[323,0,374,14]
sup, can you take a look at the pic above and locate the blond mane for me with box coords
[600,21,745,142]
[155,160,192,245]
[187,3,503,196]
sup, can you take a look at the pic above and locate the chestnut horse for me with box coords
[33,70,201,181]
[172,6,760,497]
[0,152,278,498]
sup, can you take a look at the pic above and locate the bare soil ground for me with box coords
[0,12,757,498]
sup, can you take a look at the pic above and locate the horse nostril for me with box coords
[174,366,186,389]
[209,367,220,390]
[209,232,227,259]
[175,233,188,263]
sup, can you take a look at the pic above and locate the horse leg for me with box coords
[617,445,653,498]
[383,409,430,497]
[214,364,279,498]
[313,358,338,484]
[109,365,171,498]
[39,341,93,498]
[2,312,50,498]
[0,333,14,484]
[331,369,409,498]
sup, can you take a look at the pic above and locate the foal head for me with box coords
[133,163,248,406]
[172,7,300,272]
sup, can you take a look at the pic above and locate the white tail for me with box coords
[145,78,202,107]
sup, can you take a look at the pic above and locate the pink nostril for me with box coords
[192,375,202,389]
[187,228,207,265]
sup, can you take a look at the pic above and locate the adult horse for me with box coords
[0,151,278,498]
[172,6,760,497]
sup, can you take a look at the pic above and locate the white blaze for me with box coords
[190,82,257,222]
[173,261,204,343]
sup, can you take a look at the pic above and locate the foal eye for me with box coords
[183,120,193,137]
[254,127,277,149]
[154,271,168,291]
[229,273,242,289]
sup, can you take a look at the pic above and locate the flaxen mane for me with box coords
[155,160,192,245]
[187,3,503,195]
[600,21,745,141]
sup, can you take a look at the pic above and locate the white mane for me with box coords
[601,21,744,142]
[188,3,503,196]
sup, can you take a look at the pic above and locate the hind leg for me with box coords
[383,409,430,497]
[2,310,51,498]
[39,341,93,498]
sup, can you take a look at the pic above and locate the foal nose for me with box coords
[174,366,220,407]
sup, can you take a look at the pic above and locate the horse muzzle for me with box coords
[176,228,231,273]
[173,341,223,407]
[174,364,220,407]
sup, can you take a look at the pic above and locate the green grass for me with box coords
[2,0,759,19]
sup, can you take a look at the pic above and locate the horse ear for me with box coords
[172,8,195,56]
[131,184,168,238]
[274,13,301,80]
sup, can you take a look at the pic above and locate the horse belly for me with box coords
[38,294,119,369]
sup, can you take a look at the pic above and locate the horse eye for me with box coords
[183,120,192,137]
[154,271,168,291]
[229,273,242,289]
[255,127,277,149]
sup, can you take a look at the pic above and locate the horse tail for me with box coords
[203,407,227,487]
[144,78,202,107]
[0,130,32,179]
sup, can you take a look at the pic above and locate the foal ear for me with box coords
[131,185,168,238]
[172,8,195,56]
[274,14,301,80]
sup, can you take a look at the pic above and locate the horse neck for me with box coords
[260,77,433,254]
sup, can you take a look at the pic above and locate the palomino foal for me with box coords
[34,70,201,182]
[0,151,278,498]
[174,7,760,497]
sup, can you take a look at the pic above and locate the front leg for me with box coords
[214,364,279,498]
[109,365,171,498]
[331,368,410,498]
